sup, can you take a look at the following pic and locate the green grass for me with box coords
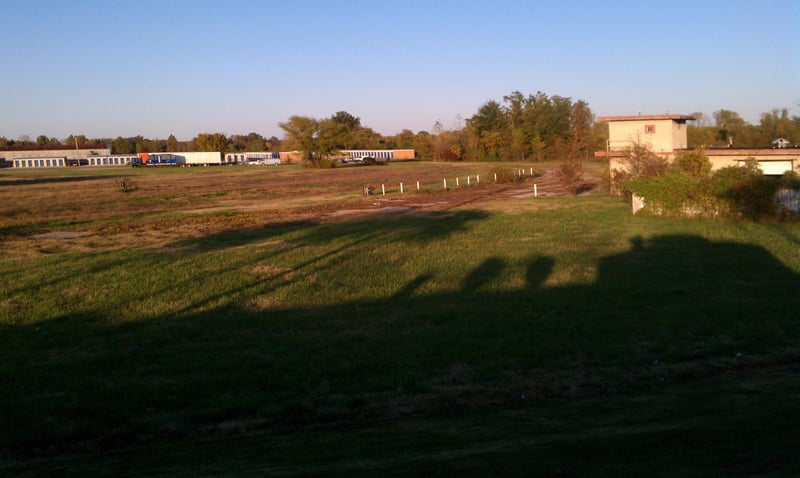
[2,194,800,475]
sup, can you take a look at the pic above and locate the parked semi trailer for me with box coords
[132,152,222,167]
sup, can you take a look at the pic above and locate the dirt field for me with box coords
[0,162,606,255]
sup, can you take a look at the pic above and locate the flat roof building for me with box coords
[596,114,798,176]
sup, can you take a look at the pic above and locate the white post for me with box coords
[400,182,404,194]
[467,176,471,186]
[534,184,538,197]
[443,178,447,189]
[494,173,497,182]
[530,167,533,176]
[456,177,460,187]
[416,181,420,191]
[477,175,480,184]
[382,184,385,195]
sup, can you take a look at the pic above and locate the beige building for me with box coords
[601,114,694,154]
[596,114,799,175]
[0,145,112,168]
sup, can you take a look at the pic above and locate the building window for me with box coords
[644,124,656,134]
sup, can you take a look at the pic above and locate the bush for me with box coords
[605,168,629,196]
[557,159,584,195]
[671,149,712,177]
[627,157,797,220]
[489,166,520,184]
[624,172,712,217]
[607,144,669,196]
[117,177,137,193]
[623,144,669,178]
[709,163,778,219]
[303,157,337,169]
[779,170,800,190]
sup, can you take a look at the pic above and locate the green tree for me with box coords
[687,123,716,147]
[317,118,349,156]
[330,111,361,130]
[713,109,746,145]
[468,100,506,136]
[352,126,384,149]
[322,118,353,150]
[279,116,340,166]
[503,91,528,160]
[167,134,180,152]
[196,133,229,152]
[65,135,88,148]
[280,116,318,157]
[464,91,596,162]
[266,136,281,150]
[386,129,416,149]
[412,131,433,161]
[458,124,481,162]
[759,108,794,145]
[568,99,594,160]
[111,136,136,154]
[468,101,507,160]
[245,132,267,152]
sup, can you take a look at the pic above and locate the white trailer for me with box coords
[175,152,222,166]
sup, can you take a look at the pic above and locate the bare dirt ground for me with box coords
[0,162,605,255]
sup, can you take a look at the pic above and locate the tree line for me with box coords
[3,93,799,160]
[687,108,800,149]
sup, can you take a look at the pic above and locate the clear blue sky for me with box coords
[2,0,798,141]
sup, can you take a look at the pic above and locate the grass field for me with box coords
[2,163,799,476]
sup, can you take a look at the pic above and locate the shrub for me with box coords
[622,144,669,178]
[489,166,520,184]
[606,168,629,196]
[779,170,800,190]
[117,177,137,193]
[671,149,712,177]
[625,156,798,220]
[607,144,669,196]
[302,157,337,169]
[557,159,584,195]
[624,172,712,216]
[709,163,779,219]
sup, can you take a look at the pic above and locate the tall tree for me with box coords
[244,132,267,152]
[468,100,506,134]
[713,109,746,145]
[279,116,329,165]
[759,108,794,145]
[330,111,361,130]
[195,133,229,152]
[65,135,88,148]
[166,134,180,152]
[468,100,507,160]
[569,99,595,160]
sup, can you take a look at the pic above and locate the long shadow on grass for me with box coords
[160,210,493,316]
[3,212,800,471]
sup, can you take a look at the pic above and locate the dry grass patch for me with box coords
[251,264,294,277]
